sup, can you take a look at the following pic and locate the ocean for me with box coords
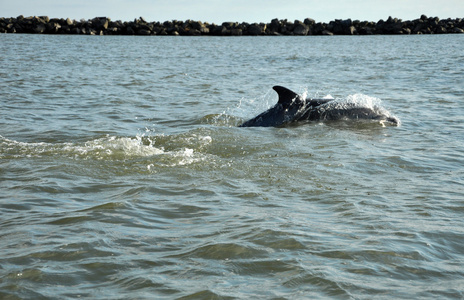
[1,34,463,299]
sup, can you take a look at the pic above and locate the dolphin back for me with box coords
[239,86,306,127]
[273,86,305,107]
[239,86,399,127]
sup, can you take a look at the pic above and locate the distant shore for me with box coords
[1,15,463,36]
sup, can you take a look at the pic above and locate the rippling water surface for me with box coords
[1,34,464,299]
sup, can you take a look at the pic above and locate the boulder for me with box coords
[322,30,333,36]
[39,16,50,23]
[358,26,374,35]
[293,23,309,35]
[268,18,281,34]
[125,26,135,35]
[2,15,463,36]
[341,18,352,27]
[221,26,231,36]
[222,22,236,29]
[304,18,315,25]
[231,28,242,36]
[434,26,447,34]
[93,17,109,30]
[384,22,404,34]
[45,22,61,33]
[210,25,223,35]
[199,26,209,34]
[137,29,151,35]
[346,26,357,35]
[188,29,201,36]
[247,23,265,35]
[7,25,16,33]
[33,23,46,34]
[312,22,326,35]
[281,20,294,34]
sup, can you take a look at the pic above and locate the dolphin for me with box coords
[239,86,399,127]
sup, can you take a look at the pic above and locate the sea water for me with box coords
[1,34,463,299]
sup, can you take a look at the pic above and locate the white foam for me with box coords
[0,135,165,159]
[1,133,214,169]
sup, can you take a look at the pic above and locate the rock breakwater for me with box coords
[1,15,463,35]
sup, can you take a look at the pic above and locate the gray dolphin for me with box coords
[239,86,399,127]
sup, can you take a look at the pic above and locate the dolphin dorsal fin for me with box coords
[273,86,304,107]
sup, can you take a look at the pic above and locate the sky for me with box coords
[2,0,463,24]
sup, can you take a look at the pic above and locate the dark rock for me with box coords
[49,18,64,25]
[192,20,204,30]
[210,25,223,35]
[125,26,135,35]
[341,18,352,27]
[231,28,242,36]
[346,26,357,35]
[248,23,264,35]
[137,29,151,35]
[39,16,50,23]
[188,29,201,36]
[71,27,81,34]
[434,26,447,34]
[2,15,463,36]
[268,18,281,34]
[222,22,236,29]
[46,22,61,33]
[199,26,209,34]
[413,21,427,34]
[304,18,315,25]
[139,23,153,31]
[33,23,46,34]
[151,26,162,34]
[358,26,374,35]
[7,25,16,33]
[293,23,309,35]
[312,22,326,35]
[384,21,404,34]
[328,20,340,34]
[280,20,294,35]
[322,30,333,36]
[221,26,231,36]
[93,17,109,30]
[59,25,70,34]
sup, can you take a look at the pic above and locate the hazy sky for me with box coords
[2,0,463,23]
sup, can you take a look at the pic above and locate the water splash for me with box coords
[316,94,400,126]
[226,89,400,127]
[0,133,213,170]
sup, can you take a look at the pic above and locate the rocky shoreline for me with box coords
[1,15,463,36]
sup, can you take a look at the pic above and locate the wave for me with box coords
[0,133,213,170]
